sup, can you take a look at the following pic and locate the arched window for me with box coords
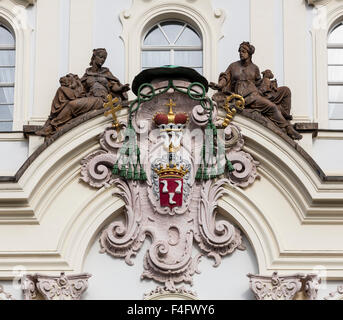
[0,24,15,131]
[328,23,343,127]
[141,20,203,74]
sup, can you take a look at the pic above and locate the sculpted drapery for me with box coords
[36,48,130,137]
[210,42,302,140]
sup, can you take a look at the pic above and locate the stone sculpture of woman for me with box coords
[210,42,302,140]
[81,48,130,102]
[36,48,130,137]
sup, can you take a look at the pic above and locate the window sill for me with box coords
[0,132,26,141]
[317,130,343,139]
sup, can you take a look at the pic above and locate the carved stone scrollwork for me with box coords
[144,286,198,300]
[99,179,144,266]
[80,126,124,188]
[191,103,218,128]
[82,68,259,291]
[248,272,302,300]
[194,179,245,267]
[220,124,260,188]
[0,285,15,300]
[304,274,321,300]
[248,272,321,300]
[324,285,343,300]
[22,275,37,300]
[22,272,91,300]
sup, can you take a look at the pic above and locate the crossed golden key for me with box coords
[104,94,122,132]
[222,94,245,128]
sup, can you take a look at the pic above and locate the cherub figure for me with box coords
[259,69,277,97]
[260,69,292,121]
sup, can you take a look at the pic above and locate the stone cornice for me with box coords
[11,0,36,7]
[306,0,332,7]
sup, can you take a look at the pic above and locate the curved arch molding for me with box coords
[1,114,343,279]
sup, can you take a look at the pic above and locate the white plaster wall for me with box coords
[313,138,343,174]
[93,0,132,83]
[212,0,250,82]
[0,141,28,175]
[82,232,257,300]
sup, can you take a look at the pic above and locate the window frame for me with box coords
[141,19,203,72]
[327,23,343,123]
[119,0,225,91]
[0,23,16,131]
[0,0,34,133]
[309,1,343,130]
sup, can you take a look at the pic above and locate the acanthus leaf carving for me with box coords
[248,272,321,300]
[99,179,144,266]
[22,273,91,300]
[194,179,245,267]
[324,285,343,300]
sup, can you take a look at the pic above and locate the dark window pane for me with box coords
[0,104,13,120]
[0,87,14,104]
[328,66,343,82]
[328,49,343,65]
[144,26,169,46]
[160,21,184,44]
[0,50,15,66]
[174,51,202,67]
[0,68,15,83]
[0,26,14,46]
[0,121,12,131]
[141,51,170,68]
[176,25,201,46]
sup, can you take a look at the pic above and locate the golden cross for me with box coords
[104,94,122,132]
[166,99,176,115]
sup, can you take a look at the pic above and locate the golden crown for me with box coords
[155,164,188,179]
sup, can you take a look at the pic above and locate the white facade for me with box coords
[0,0,343,300]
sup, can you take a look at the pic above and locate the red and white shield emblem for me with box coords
[159,178,183,208]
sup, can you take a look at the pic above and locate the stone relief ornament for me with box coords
[81,66,259,294]
[248,272,321,300]
[144,286,198,300]
[0,285,15,300]
[21,272,91,300]
[324,285,343,300]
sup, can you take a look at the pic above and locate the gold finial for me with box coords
[104,94,122,132]
[166,99,176,123]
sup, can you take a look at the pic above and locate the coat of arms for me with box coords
[81,66,259,297]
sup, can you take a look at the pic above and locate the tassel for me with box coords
[112,162,119,175]
[127,164,133,180]
[217,164,225,176]
[119,165,127,178]
[212,127,217,137]
[195,166,203,180]
[134,165,140,180]
[140,165,147,181]
[203,167,209,180]
[226,159,235,172]
[210,165,217,179]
